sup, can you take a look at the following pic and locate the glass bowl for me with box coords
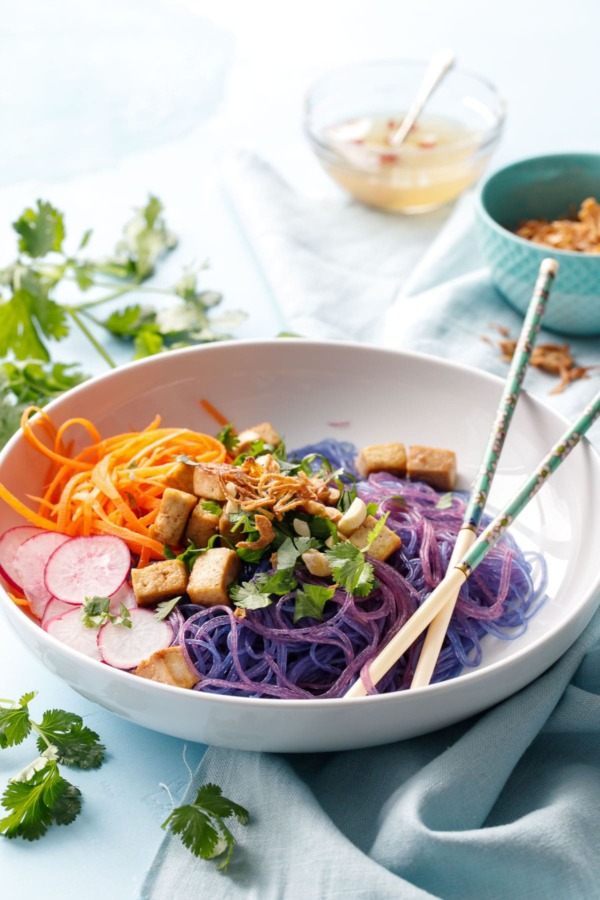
[305,59,506,214]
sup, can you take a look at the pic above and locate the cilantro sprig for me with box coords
[0,196,246,449]
[0,692,106,841]
[162,782,249,872]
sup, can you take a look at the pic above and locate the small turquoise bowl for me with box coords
[476,153,600,335]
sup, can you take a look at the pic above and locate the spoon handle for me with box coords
[389,49,456,147]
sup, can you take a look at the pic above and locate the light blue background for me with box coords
[1,1,599,897]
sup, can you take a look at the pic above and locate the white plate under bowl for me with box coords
[1,340,599,752]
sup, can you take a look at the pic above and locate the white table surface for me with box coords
[1,1,599,897]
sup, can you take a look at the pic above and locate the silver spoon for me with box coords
[389,49,456,147]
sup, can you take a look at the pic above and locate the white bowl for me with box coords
[1,340,600,752]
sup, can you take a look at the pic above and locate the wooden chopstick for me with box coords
[410,258,558,688]
[345,353,600,699]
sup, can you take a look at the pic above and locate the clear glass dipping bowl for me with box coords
[304,59,506,214]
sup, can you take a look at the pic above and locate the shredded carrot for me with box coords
[0,407,227,564]
[200,398,231,428]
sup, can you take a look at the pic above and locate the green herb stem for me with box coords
[66,307,117,369]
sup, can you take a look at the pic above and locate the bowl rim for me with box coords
[1,338,600,711]
[304,57,507,170]
[475,152,600,260]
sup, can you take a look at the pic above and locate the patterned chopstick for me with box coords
[410,258,558,687]
[345,390,600,698]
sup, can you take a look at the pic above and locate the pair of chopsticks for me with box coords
[346,258,600,699]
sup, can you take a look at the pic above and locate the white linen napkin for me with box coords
[222,150,600,424]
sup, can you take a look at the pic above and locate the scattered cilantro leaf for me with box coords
[230,581,273,610]
[293,584,336,624]
[366,502,379,516]
[155,596,183,621]
[200,500,222,516]
[34,710,106,769]
[256,568,298,596]
[216,423,239,452]
[162,782,249,872]
[276,536,319,571]
[81,596,132,629]
[0,693,35,748]
[13,200,65,258]
[325,542,375,598]
[435,492,454,510]
[0,760,81,841]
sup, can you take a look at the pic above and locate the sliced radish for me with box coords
[44,535,131,605]
[46,608,103,661]
[109,580,137,613]
[42,598,76,629]
[98,608,172,670]
[14,532,72,619]
[0,526,45,590]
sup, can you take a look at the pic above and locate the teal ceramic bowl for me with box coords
[476,153,600,335]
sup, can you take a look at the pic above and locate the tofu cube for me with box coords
[131,559,189,607]
[135,646,199,689]
[236,421,281,452]
[163,460,196,494]
[150,488,198,546]
[185,503,220,548]
[356,443,407,478]
[187,547,240,607]
[347,515,401,562]
[192,464,227,501]
[407,446,457,491]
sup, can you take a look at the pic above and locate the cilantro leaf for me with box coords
[216,423,239,452]
[109,194,177,281]
[230,581,273,610]
[1,360,86,405]
[34,709,106,769]
[155,595,183,621]
[325,542,375,597]
[0,287,68,362]
[162,782,248,871]
[293,584,336,624]
[0,693,35,748]
[435,492,454,510]
[257,568,298,596]
[200,500,222,516]
[13,201,65,257]
[0,760,81,840]
[276,536,319,571]
[80,596,131,630]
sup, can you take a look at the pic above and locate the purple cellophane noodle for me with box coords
[181,441,547,698]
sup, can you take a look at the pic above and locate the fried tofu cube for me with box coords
[135,646,200,689]
[407,445,457,491]
[150,488,198,546]
[185,502,220,548]
[236,421,281,452]
[163,460,196,494]
[131,559,189,607]
[347,515,401,562]
[187,547,240,608]
[192,464,227,501]
[356,443,407,478]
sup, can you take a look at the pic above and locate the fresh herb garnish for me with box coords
[155,596,183,621]
[230,580,274,610]
[0,196,245,449]
[162,782,249,872]
[80,596,132,629]
[216,423,239,453]
[293,584,336,624]
[201,500,223,516]
[435,492,454,510]
[0,692,105,841]
[325,542,375,597]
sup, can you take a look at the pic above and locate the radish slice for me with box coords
[0,526,45,590]
[44,535,131,605]
[46,608,103,661]
[14,532,71,619]
[42,598,76,629]
[109,580,137,613]
[98,608,172,670]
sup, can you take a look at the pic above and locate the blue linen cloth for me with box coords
[143,153,600,899]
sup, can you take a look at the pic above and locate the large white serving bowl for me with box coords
[1,340,600,752]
